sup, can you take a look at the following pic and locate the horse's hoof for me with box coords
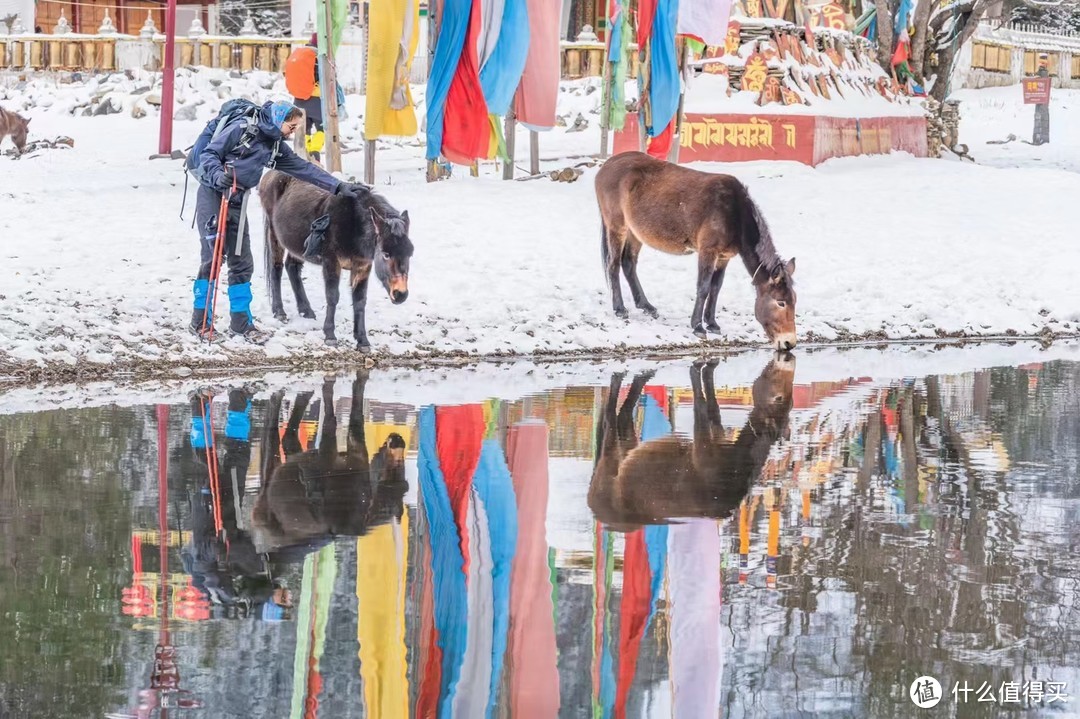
[615,308,629,320]
[356,343,372,354]
[642,307,659,319]
[300,309,317,320]
[705,322,722,333]
[324,338,339,347]
[692,325,708,340]
[273,313,288,323]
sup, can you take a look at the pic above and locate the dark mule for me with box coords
[594,151,797,350]
[588,355,795,532]
[252,371,408,556]
[0,107,30,155]
[259,170,414,351]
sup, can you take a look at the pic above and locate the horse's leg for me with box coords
[285,256,317,320]
[318,377,339,460]
[322,263,341,346]
[267,226,289,322]
[620,236,658,319]
[349,265,373,353]
[282,390,314,456]
[690,252,719,339]
[703,260,730,333]
[602,218,629,319]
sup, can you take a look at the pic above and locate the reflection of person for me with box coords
[179,387,293,620]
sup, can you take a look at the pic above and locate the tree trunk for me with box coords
[911,0,934,79]
[875,0,897,72]
[929,5,986,102]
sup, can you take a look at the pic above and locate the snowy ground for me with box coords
[1,71,1079,381]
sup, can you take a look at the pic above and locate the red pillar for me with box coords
[158,0,179,154]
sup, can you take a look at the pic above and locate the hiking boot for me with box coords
[229,313,271,345]
[190,311,226,343]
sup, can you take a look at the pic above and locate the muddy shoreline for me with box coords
[1,326,1073,388]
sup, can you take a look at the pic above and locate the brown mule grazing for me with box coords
[594,151,797,350]
[0,107,30,155]
[588,355,795,532]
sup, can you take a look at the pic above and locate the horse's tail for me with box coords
[600,218,610,283]
[262,202,276,305]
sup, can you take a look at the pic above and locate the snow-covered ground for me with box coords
[1,70,1078,381]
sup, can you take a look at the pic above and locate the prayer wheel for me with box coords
[586,48,603,76]
[218,42,231,69]
[276,44,290,72]
[65,40,80,69]
[101,40,115,70]
[82,40,96,70]
[257,44,271,70]
[180,41,194,66]
[199,42,213,67]
[29,39,43,69]
[240,43,254,71]
[12,41,26,68]
[565,48,582,79]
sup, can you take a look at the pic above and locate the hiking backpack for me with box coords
[285,47,318,100]
[180,98,280,220]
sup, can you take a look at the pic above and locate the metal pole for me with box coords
[365,139,376,183]
[669,39,688,163]
[157,0,178,154]
[503,105,517,180]
[529,130,539,175]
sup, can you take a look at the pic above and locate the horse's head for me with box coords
[754,257,797,351]
[751,351,796,430]
[8,112,29,154]
[370,209,413,305]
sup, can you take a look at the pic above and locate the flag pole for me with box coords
[669,38,688,164]
[316,0,343,173]
[157,0,178,154]
[600,19,613,158]
[362,0,376,183]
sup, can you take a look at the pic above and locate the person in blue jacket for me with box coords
[192,99,360,344]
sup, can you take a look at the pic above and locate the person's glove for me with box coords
[334,182,370,199]
[211,171,232,192]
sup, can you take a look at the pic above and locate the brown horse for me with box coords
[594,151,797,350]
[259,170,413,351]
[251,371,408,556]
[588,355,795,532]
[0,107,30,155]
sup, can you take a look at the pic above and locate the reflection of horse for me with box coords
[252,371,408,556]
[588,355,795,531]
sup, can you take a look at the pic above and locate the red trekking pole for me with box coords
[201,169,238,343]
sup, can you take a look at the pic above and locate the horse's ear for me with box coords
[401,210,410,233]
[785,257,796,275]
[23,117,30,125]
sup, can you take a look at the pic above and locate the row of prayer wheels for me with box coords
[0,37,298,73]
[3,37,119,71]
[562,43,641,80]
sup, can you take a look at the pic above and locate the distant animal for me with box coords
[594,151,798,350]
[0,107,30,155]
[252,371,408,556]
[588,355,795,532]
[259,170,414,352]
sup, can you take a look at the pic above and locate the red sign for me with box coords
[612,112,928,166]
[1023,77,1051,104]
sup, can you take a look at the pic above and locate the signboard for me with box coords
[1023,76,1051,104]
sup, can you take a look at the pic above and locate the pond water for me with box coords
[1,347,1079,719]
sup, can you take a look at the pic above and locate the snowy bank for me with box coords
[1,76,1078,381]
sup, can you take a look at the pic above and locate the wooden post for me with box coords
[157,0,178,154]
[316,0,343,173]
[503,105,516,180]
[529,130,539,175]
[669,39,688,164]
[365,139,376,183]
[600,39,613,158]
[426,0,444,182]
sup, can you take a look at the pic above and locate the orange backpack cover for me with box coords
[285,46,318,100]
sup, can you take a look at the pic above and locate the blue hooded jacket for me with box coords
[198,100,342,194]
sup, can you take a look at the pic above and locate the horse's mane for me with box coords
[737,186,789,286]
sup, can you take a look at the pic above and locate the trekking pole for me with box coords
[202,170,238,343]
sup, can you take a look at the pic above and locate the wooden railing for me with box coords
[1,30,635,80]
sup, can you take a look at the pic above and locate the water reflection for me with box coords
[0,354,1078,718]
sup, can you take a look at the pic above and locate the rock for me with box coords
[93,97,121,116]
[229,70,242,79]
[555,115,568,128]
[209,78,222,87]
[81,105,94,117]
[566,113,589,133]
[145,93,162,106]
[130,84,151,95]
[585,84,597,95]
[171,366,193,377]
[217,86,230,100]
[258,76,275,90]
[131,104,147,119]
[55,136,74,148]
[174,103,198,121]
